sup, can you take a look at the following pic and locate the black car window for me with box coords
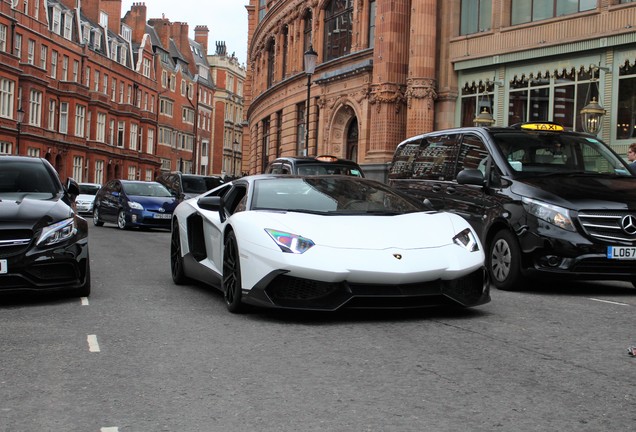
[411,134,461,181]
[0,160,57,196]
[388,137,424,179]
[458,134,490,176]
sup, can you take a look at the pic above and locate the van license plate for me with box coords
[607,246,636,260]
[0,259,7,274]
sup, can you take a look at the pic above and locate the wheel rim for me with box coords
[170,229,182,279]
[491,238,512,282]
[117,211,126,229]
[223,239,240,305]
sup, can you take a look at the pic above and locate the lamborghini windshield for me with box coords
[251,176,426,214]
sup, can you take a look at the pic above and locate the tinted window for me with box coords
[389,134,461,181]
[0,160,57,197]
[79,184,100,195]
[123,182,172,197]
[458,134,490,175]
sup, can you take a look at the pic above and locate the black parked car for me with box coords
[0,156,90,297]
[156,172,224,202]
[389,122,636,290]
[93,179,178,230]
[265,155,365,177]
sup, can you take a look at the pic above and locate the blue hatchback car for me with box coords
[92,180,177,230]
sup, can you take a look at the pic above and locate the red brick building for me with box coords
[0,0,227,185]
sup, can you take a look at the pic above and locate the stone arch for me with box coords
[325,99,359,158]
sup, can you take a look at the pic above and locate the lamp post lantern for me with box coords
[303,45,318,156]
[16,107,24,155]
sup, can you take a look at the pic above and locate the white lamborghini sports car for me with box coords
[170,175,490,313]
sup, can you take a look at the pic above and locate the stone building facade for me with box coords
[244,0,636,181]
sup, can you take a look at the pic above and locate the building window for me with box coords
[14,33,22,60]
[51,50,58,79]
[109,119,115,145]
[27,148,40,158]
[323,0,353,61]
[29,90,42,126]
[73,60,79,82]
[258,0,267,22]
[52,8,61,34]
[159,99,174,117]
[303,9,312,59]
[0,78,14,119]
[117,121,125,147]
[40,45,47,69]
[147,128,154,154]
[0,142,12,154]
[62,55,69,81]
[616,61,636,140]
[266,39,275,88]
[297,103,306,155]
[127,166,136,181]
[182,107,194,124]
[511,0,596,25]
[73,156,83,182]
[0,24,7,52]
[461,0,492,35]
[59,102,68,134]
[75,105,86,137]
[47,99,55,130]
[129,123,138,150]
[142,58,151,78]
[27,39,35,64]
[86,66,91,87]
[63,13,72,39]
[95,160,104,185]
[506,67,597,131]
[368,0,376,48]
[96,112,106,142]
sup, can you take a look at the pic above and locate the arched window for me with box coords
[266,38,275,88]
[346,118,358,162]
[323,0,353,61]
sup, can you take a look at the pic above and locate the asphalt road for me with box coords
[1,223,635,431]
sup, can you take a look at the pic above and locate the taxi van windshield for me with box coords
[492,130,633,177]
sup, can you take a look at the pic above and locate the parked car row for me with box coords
[4,120,635,309]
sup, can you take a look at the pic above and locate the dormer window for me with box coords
[99,11,108,28]
[52,7,61,34]
[121,25,132,42]
[63,12,72,40]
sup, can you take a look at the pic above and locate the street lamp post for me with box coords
[15,107,24,155]
[303,45,318,156]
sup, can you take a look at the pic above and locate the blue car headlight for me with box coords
[37,218,77,246]
[522,197,575,231]
[128,201,144,210]
[453,228,480,252]
[265,229,315,254]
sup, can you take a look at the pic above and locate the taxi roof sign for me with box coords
[519,122,565,132]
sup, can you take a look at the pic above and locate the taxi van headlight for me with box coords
[522,197,575,231]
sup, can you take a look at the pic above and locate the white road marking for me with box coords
[87,334,100,352]
[589,298,630,306]
[81,297,89,306]
[101,428,119,432]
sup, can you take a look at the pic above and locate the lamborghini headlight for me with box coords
[265,229,315,254]
[522,197,575,231]
[37,218,77,246]
[453,228,480,252]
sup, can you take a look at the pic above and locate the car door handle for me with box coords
[446,186,456,194]
[432,184,442,193]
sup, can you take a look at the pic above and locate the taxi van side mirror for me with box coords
[457,169,485,186]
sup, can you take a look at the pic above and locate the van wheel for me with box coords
[489,229,525,291]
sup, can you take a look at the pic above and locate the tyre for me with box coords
[222,231,244,313]
[488,229,525,291]
[93,207,104,226]
[170,224,188,284]
[117,210,128,230]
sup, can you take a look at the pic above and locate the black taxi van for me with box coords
[265,155,365,177]
[388,122,636,291]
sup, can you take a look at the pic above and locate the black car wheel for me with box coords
[93,207,104,226]
[489,229,525,291]
[222,231,244,313]
[170,224,188,284]
[117,210,128,230]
